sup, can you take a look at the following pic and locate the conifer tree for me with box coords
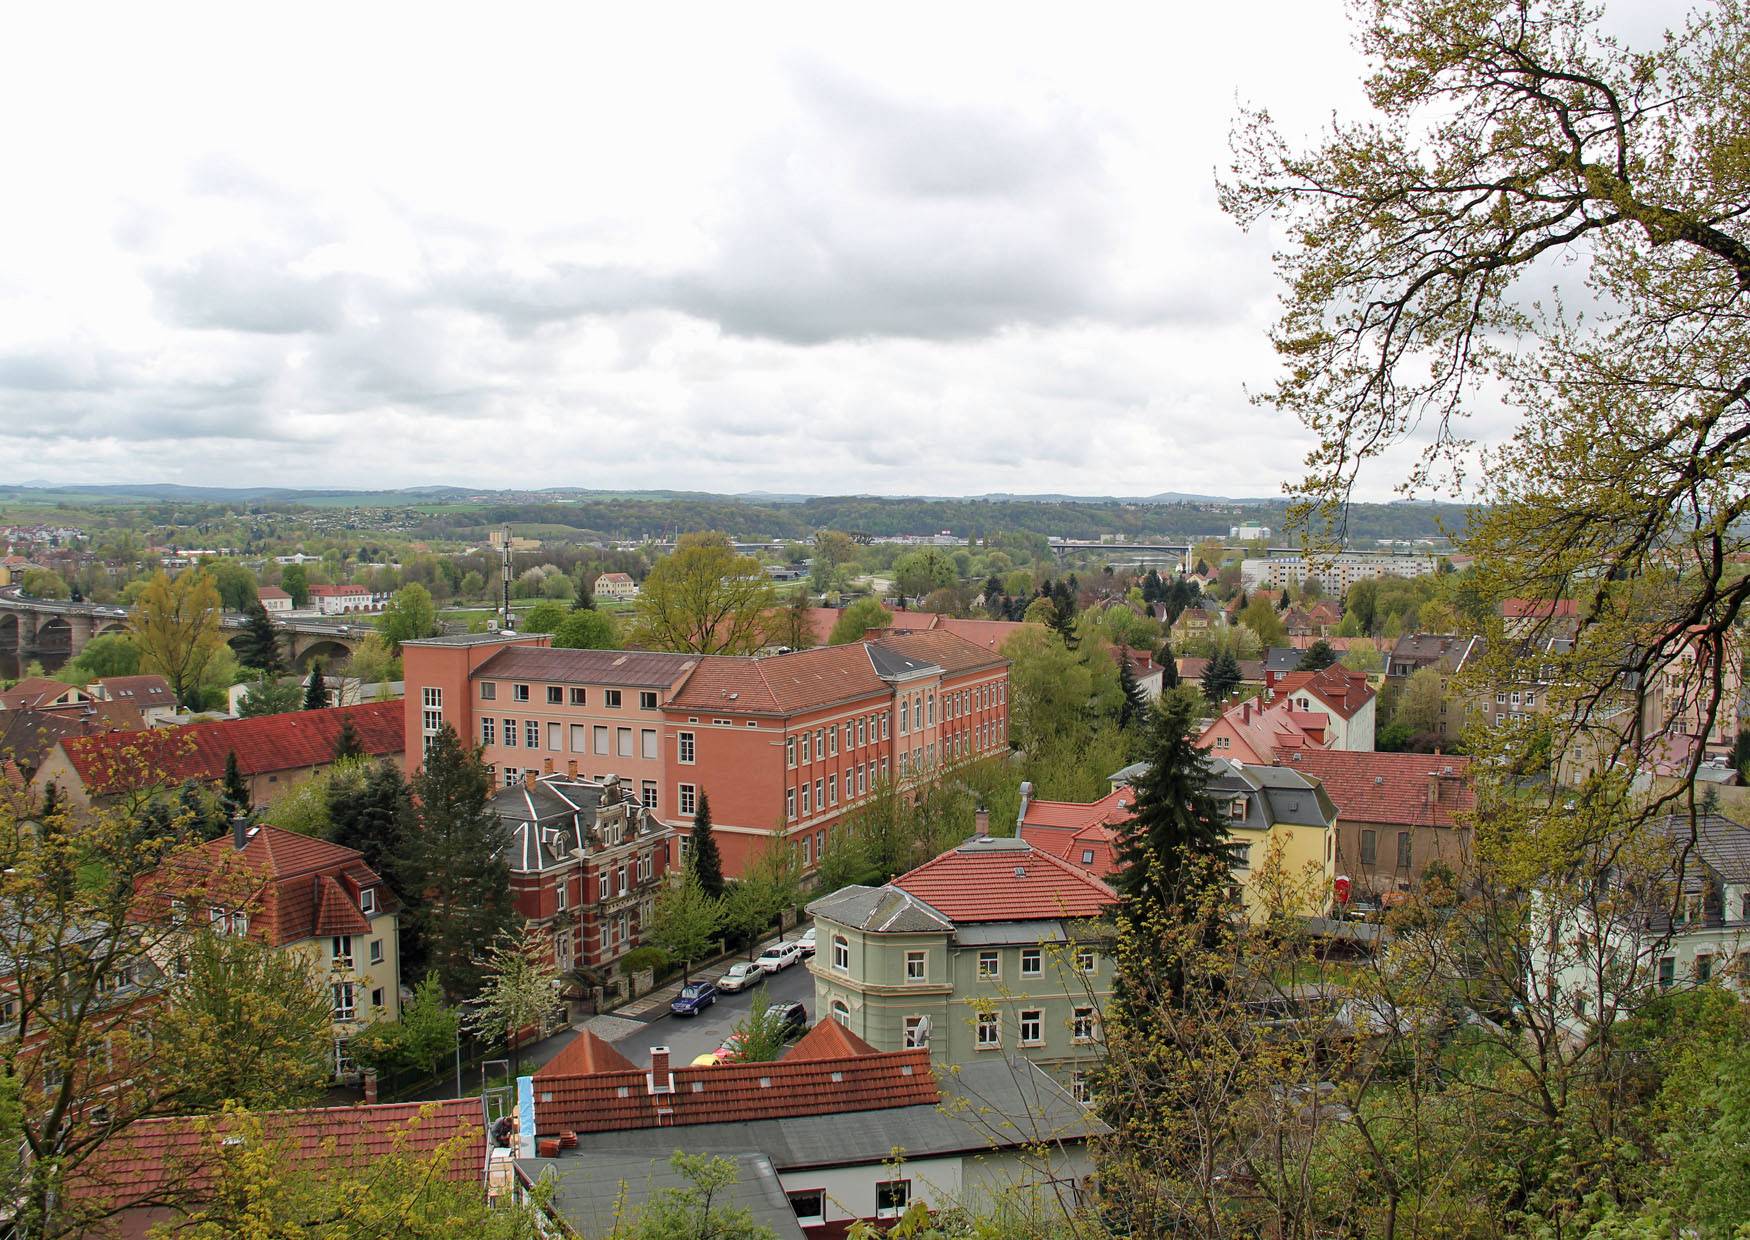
[221,750,251,818]
[399,725,516,1000]
[1158,640,1181,689]
[328,760,414,878]
[1296,639,1338,672]
[1111,694,1239,1001]
[1201,649,1242,705]
[333,715,364,760]
[303,659,327,711]
[1117,652,1149,733]
[687,791,726,898]
[235,601,285,675]
[572,570,596,612]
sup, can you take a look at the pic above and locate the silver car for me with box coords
[717,962,765,993]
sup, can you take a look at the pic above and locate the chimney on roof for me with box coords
[648,1046,674,1095]
[567,760,577,778]
[522,770,537,790]
[1017,780,1033,826]
[230,815,249,852]
[974,805,990,837]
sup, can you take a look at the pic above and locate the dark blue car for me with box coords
[670,981,719,1016]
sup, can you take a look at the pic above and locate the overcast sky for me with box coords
[0,2,1671,500]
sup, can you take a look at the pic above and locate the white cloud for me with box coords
[0,0,1669,500]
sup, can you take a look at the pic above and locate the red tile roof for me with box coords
[893,838,1117,923]
[0,676,88,712]
[257,586,291,600]
[539,1028,638,1077]
[529,1043,937,1136]
[1273,665,1376,721]
[1200,696,1330,764]
[308,584,368,596]
[69,1098,482,1214]
[94,675,175,709]
[60,701,403,795]
[783,1017,879,1061]
[668,633,1006,716]
[1281,750,1474,828]
[141,825,395,947]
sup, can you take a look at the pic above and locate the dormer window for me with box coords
[359,887,377,916]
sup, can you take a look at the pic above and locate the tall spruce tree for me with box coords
[399,725,516,1000]
[1296,639,1338,672]
[1117,652,1150,733]
[687,791,726,899]
[235,602,285,675]
[572,570,596,612]
[220,750,251,818]
[303,659,327,711]
[328,760,413,878]
[1112,694,1240,1000]
[1158,640,1181,689]
[1201,649,1241,705]
[333,715,364,759]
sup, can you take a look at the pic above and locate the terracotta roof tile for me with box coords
[69,1098,482,1214]
[1274,665,1376,720]
[1281,750,1474,828]
[782,1017,879,1061]
[668,633,1007,716]
[474,647,699,689]
[60,701,402,795]
[531,1046,937,1136]
[893,838,1116,922]
[536,1028,639,1078]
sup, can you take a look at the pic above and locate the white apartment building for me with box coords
[1242,553,1438,594]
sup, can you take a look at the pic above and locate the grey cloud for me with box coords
[149,248,349,334]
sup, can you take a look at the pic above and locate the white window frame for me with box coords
[904,950,927,983]
[1019,1009,1043,1046]
[975,1011,1000,1048]
[832,935,849,973]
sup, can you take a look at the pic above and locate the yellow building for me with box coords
[1203,756,1339,920]
[145,822,402,1080]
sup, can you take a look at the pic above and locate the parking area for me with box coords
[609,949,818,1066]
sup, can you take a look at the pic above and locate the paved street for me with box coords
[610,952,817,1067]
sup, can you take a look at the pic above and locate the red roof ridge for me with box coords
[536,1028,639,1078]
[784,1017,879,1061]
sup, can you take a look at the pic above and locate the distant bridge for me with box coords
[0,589,374,668]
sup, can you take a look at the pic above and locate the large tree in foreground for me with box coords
[631,532,776,655]
[1225,0,1750,810]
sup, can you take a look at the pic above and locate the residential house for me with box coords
[1500,597,1580,640]
[1639,624,1744,764]
[0,676,93,713]
[1279,750,1474,901]
[1283,602,1341,638]
[1271,664,1377,750]
[490,771,675,973]
[808,833,1116,1091]
[33,700,404,809]
[1198,695,1333,764]
[516,1022,1106,1237]
[1177,656,1266,694]
[591,572,638,601]
[1017,784,1129,879]
[1170,596,1227,645]
[404,630,1010,879]
[1242,553,1438,594]
[138,821,402,1079]
[89,675,179,728]
[1114,646,1165,700]
[1202,757,1340,919]
[1386,633,1480,681]
[256,585,293,613]
[1263,646,1304,689]
[1528,812,1750,1035]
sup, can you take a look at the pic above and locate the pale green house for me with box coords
[807,834,1117,1098]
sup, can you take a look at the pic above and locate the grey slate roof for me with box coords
[807,883,954,933]
[1202,756,1338,831]
[1648,813,1750,885]
[474,646,699,688]
[556,1058,1108,1172]
[518,1151,806,1239]
[1265,647,1303,674]
[488,774,653,872]
[865,643,943,681]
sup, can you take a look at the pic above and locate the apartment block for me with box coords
[403,630,1010,878]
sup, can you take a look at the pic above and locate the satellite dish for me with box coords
[912,1015,932,1047]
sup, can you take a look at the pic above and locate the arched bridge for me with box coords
[0,589,377,668]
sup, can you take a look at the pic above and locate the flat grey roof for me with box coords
[518,1151,805,1239]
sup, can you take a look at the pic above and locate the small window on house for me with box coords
[1396,832,1412,869]
[641,780,658,809]
[678,732,695,764]
[546,686,563,704]
[604,690,622,708]
[230,911,249,937]
[1020,948,1042,977]
[371,987,384,1009]
[831,999,850,1026]
[642,729,658,759]
[503,719,518,747]
[479,682,496,701]
[977,950,1000,980]
[513,684,529,702]
[876,1179,911,1218]
[639,691,657,710]
[786,788,796,820]
[525,720,540,749]
[786,737,796,767]
[594,725,609,755]
[569,688,586,706]
[905,951,926,982]
[1081,848,1095,865]
[369,939,383,965]
[801,732,811,763]
[1658,956,1676,989]
[975,1012,1000,1048]
[678,784,697,816]
[481,718,496,746]
[903,1015,926,1047]
[832,935,849,972]
[787,1190,826,1226]
[1360,830,1377,866]
[360,887,377,915]
[1072,1006,1099,1043]
[1076,947,1097,974]
[1071,1071,1093,1105]
[1019,1009,1043,1045]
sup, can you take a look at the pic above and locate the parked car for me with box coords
[767,1001,808,1039]
[797,927,817,957]
[717,962,765,993]
[669,981,719,1017]
[690,1051,724,1068]
[756,941,803,973]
